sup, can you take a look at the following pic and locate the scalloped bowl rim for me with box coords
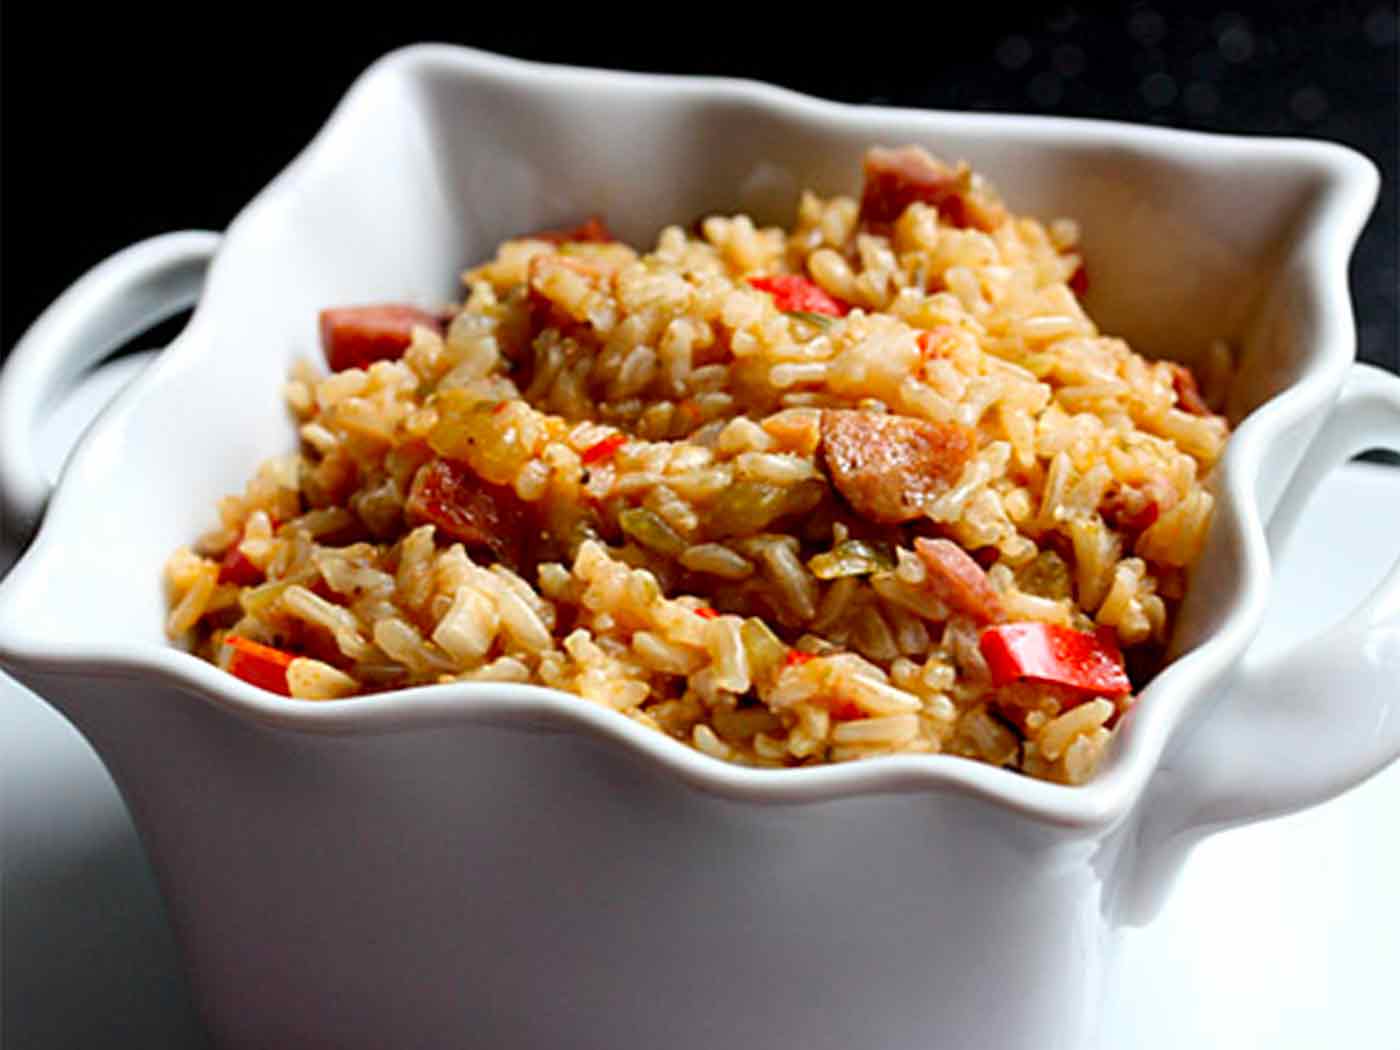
[0,44,1380,829]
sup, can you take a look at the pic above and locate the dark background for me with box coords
[2,3,1396,371]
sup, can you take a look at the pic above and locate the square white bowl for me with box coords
[1,43,1376,821]
[0,45,1386,1050]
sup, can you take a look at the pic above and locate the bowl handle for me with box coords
[0,232,220,559]
[1123,362,1400,924]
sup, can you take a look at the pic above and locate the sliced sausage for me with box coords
[820,410,976,524]
[914,537,1004,624]
[858,146,1006,232]
[319,304,444,373]
[406,458,533,569]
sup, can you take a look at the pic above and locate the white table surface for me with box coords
[3,357,1398,1048]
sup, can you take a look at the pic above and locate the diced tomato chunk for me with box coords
[527,215,615,245]
[224,636,295,696]
[747,275,850,318]
[580,433,627,466]
[406,458,532,568]
[319,304,444,372]
[978,623,1132,697]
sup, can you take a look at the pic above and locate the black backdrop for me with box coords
[2,3,1396,370]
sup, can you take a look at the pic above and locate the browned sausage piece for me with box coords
[820,410,977,525]
[913,537,1004,624]
[406,458,532,569]
[858,146,1007,232]
[320,304,444,373]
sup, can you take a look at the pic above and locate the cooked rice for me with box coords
[166,146,1231,785]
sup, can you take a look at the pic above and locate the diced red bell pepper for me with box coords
[783,649,816,668]
[224,636,295,696]
[1068,261,1089,297]
[217,519,277,587]
[826,697,865,722]
[218,542,263,587]
[580,433,627,466]
[694,606,720,620]
[319,304,444,372]
[978,623,1132,697]
[747,275,850,318]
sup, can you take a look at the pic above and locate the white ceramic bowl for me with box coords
[1,45,1397,1050]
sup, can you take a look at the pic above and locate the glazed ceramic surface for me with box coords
[0,46,1395,1050]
